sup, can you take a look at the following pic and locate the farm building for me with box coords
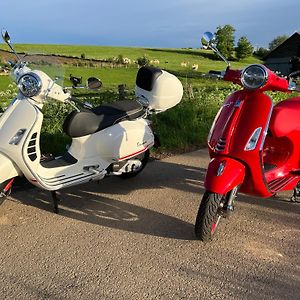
[264,32,300,76]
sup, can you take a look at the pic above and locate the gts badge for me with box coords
[223,99,242,108]
[137,141,147,147]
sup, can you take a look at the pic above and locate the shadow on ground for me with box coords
[9,157,300,240]
[10,159,206,240]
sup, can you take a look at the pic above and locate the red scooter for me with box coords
[195,32,300,241]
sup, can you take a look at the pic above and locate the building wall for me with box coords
[264,33,300,76]
[265,57,292,76]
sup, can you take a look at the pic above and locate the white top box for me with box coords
[135,67,183,112]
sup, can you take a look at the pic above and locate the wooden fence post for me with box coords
[118,84,126,100]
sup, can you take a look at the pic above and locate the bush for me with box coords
[3,80,292,157]
[152,84,236,150]
[136,55,150,67]
[254,47,269,59]
[116,54,124,64]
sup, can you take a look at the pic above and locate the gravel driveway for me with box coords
[0,149,299,299]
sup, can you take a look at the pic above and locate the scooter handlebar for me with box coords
[206,68,242,85]
[222,66,294,93]
[223,68,242,85]
[206,70,224,79]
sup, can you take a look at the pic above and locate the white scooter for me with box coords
[0,30,183,212]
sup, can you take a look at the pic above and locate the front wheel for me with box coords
[0,178,14,205]
[195,191,226,241]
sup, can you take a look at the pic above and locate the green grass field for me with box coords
[1,42,261,73]
[0,43,263,154]
[0,43,261,106]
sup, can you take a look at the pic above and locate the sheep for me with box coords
[181,61,188,67]
[123,57,131,64]
[192,64,198,71]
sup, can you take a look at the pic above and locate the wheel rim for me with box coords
[211,194,225,235]
[0,178,14,201]
[211,215,222,234]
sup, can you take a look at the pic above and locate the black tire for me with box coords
[195,191,225,241]
[0,179,14,205]
[120,150,150,179]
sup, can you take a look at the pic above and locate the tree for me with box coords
[215,24,236,59]
[268,35,288,51]
[236,36,254,60]
[253,47,269,59]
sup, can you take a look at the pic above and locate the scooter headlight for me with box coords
[241,64,268,90]
[17,73,42,97]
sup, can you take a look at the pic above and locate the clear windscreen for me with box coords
[0,47,66,110]
[26,52,65,87]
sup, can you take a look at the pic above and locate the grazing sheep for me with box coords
[123,57,131,64]
[181,61,188,67]
[192,64,198,71]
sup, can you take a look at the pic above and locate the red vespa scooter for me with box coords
[195,32,300,241]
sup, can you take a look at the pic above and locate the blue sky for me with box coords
[1,0,299,48]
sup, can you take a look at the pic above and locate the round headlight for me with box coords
[18,73,42,97]
[241,64,268,90]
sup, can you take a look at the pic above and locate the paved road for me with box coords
[0,149,299,300]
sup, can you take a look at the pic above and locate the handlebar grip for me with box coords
[207,70,223,79]
[224,68,242,85]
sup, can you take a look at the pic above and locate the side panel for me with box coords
[68,119,154,162]
[204,157,245,195]
[269,97,300,137]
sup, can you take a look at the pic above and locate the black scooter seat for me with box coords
[63,100,144,138]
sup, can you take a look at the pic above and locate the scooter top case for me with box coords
[135,67,183,112]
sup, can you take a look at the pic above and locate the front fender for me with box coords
[204,157,245,195]
[0,152,21,183]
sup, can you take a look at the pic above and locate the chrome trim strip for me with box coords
[260,96,274,151]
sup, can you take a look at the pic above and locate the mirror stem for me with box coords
[210,44,230,67]
[7,43,20,61]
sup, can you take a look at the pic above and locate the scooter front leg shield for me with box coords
[204,157,245,195]
[0,152,21,183]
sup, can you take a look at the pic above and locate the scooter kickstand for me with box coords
[51,191,60,213]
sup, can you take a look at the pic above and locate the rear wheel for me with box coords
[195,191,226,241]
[0,179,14,205]
[120,150,150,179]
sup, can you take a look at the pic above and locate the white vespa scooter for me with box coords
[0,30,183,212]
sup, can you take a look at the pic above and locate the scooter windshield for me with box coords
[25,51,65,87]
[0,48,66,111]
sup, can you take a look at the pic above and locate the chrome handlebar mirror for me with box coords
[1,29,20,60]
[1,29,11,44]
[201,31,230,67]
[201,32,216,49]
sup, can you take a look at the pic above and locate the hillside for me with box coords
[0,43,261,92]
[0,43,261,73]
[0,43,263,154]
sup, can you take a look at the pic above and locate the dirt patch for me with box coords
[0,215,10,225]
[243,241,284,262]
[0,49,124,68]
[151,145,201,160]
